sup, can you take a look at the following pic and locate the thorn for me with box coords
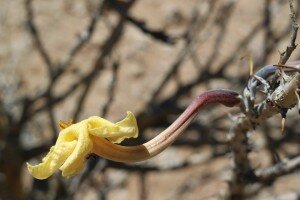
[241,54,253,76]
[280,108,288,135]
[281,117,286,135]
[273,64,300,72]
[249,56,253,76]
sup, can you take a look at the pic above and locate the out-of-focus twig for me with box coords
[100,61,120,116]
[54,0,105,79]
[148,0,218,102]
[256,155,300,182]
[108,0,177,44]
[25,0,53,77]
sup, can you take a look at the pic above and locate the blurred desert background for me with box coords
[0,0,300,199]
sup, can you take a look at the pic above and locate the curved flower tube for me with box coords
[92,89,240,162]
[27,89,240,179]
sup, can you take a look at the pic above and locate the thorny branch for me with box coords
[229,0,299,199]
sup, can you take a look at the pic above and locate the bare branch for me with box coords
[279,0,299,65]
[125,15,177,44]
[256,155,300,181]
[229,1,299,198]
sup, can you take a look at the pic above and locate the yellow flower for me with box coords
[27,111,138,179]
[27,90,240,180]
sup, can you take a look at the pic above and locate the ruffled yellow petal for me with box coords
[59,122,92,177]
[27,141,77,180]
[27,111,138,179]
[27,122,91,179]
[88,111,138,143]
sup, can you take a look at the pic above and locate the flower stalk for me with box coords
[92,89,241,162]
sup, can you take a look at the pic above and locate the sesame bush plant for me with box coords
[1,0,300,199]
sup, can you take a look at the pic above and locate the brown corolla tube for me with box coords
[92,89,241,163]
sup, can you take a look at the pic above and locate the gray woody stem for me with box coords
[229,1,299,199]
